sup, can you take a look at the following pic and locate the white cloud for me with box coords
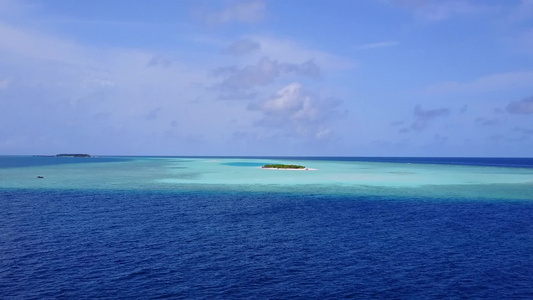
[0,78,9,89]
[0,17,224,154]
[356,41,399,50]
[400,104,450,132]
[248,83,341,139]
[253,36,356,71]
[475,117,500,126]
[506,96,533,114]
[0,0,38,20]
[0,21,92,65]
[258,83,305,113]
[505,0,533,24]
[423,71,533,94]
[516,28,533,54]
[204,0,266,24]
[213,57,320,99]
[223,38,261,56]
[391,0,492,21]
[147,55,172,67]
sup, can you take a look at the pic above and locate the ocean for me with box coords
[1,156,532,299]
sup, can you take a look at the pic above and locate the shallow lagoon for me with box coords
[0,156,531,200]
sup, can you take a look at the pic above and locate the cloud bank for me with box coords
[213,57,320,99]
[223,38,261,56]
[249,83,341,139]
[398,105,450,132]
[506,96,533,114]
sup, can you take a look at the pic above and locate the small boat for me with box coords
[37,176,44,179]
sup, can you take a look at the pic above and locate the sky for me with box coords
[0,0,532,156]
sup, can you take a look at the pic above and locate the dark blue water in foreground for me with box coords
[1,189,532,299]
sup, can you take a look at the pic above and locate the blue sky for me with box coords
[0,0,532,156]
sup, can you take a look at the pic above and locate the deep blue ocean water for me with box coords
[1,157,532,299]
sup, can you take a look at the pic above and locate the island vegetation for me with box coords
[56,154,92,158]
[262,164,306,169]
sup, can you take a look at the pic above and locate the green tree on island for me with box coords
[262,164,306,169]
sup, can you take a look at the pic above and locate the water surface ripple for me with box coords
[1,190,532,299]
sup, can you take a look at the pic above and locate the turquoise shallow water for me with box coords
[1,156,531,200]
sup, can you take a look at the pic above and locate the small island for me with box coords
[56,154,92,158]
[262,164,306,169]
